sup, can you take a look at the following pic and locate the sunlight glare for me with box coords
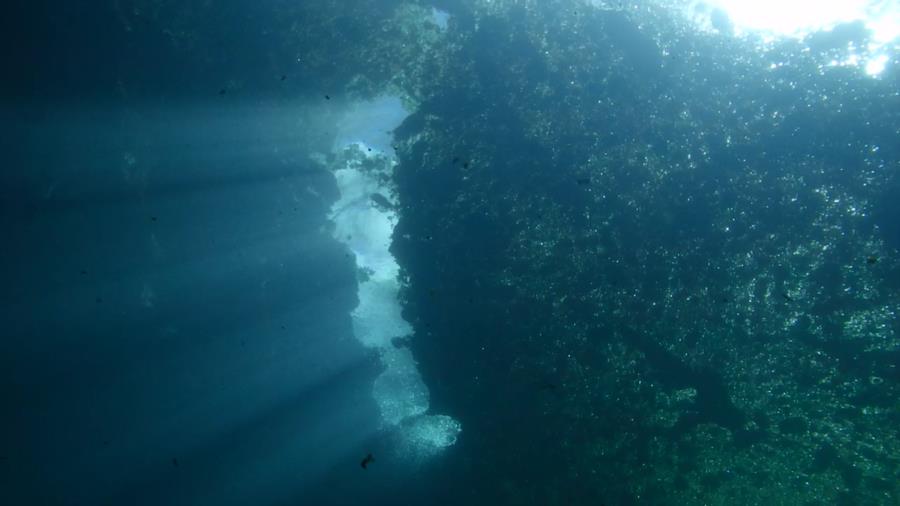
[691,0,899,75]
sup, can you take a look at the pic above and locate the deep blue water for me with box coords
[4,1,900,505]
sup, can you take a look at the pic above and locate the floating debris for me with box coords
[360,453,374,469]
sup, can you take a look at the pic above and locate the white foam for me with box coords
[373,347,430,425]
[431,7,450,30]
[395,414,462,462]
[327,97,460,459]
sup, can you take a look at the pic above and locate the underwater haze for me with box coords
[3,1,900,505]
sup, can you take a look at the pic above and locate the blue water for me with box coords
[3,1,899,505]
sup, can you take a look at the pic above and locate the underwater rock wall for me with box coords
[391,1,900,504]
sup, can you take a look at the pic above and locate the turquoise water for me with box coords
[3,1,899,505]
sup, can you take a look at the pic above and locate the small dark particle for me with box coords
[360,453,374,469]
[324,95,330,100]
[576,178,591,186]
[150,216,157,222]
[782,293,794,302]
[720,297,729,303]
[219,88,227,95]
[96,297,103,304]
[463,161,470,169]
[240,340,245,347]
[102,440,110,446]
[452,157,460,164]
[80,270,87,275]
[367,148,372,152]
[172,458,179,467]
[280,75,287,81]
[281,325,286,330]
[867,256,878,265]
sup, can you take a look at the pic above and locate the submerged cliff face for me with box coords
[389,1,900,504]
